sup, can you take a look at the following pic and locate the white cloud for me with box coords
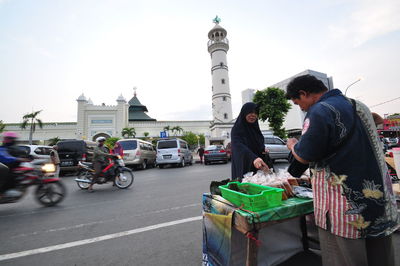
[329,0,400,47]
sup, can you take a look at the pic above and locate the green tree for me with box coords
[48,137,61,146]
[172,126,183,136]
[105,137,120,150]
[181,131,198,148]
[253,87,291,139]
[121,127,136,138]
[21,110,43,145]
[163,125,171,137]
[198,133,205,146]
[143,132,150,140]
[0,120,5,133]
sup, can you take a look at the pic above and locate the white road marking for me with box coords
[11,203,200,239]
[0,216,202,262]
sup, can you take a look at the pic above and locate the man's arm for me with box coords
[286,138,309,164]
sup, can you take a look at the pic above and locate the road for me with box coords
[0,161,398,266]
[0,161,246,265]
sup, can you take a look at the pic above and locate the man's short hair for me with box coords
[285,74,328,99]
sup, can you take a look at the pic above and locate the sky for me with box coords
[1,0,399,123]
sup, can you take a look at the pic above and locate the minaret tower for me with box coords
[207,16,233,141]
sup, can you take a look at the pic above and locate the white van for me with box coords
[117,139,156,169]
[156,138,193,168]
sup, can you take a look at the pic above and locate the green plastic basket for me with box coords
[219,181,284,212]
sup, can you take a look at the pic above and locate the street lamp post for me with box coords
[345,78,362,96]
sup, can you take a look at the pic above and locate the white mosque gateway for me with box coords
[4,18,334,145]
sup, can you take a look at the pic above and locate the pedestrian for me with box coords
[50,145,60,178]
[197,146,205,164]
[230,102,273,181]
[112,142,124,157]
[285,74,399,266]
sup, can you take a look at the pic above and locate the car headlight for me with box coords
[42,163,56,173]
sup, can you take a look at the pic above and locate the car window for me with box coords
[181,142,188,149]
[158,140,178,149]
[264,138,275,145]
[58,141,85,152]
[274,138,285,145]
[206,145,217,150]
[18,146,31,154]
[34,147,44,155]
[118,140,138,150]
[43,147,52,155]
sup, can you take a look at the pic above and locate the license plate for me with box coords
[61,161,73,166]
[163,155,172,159]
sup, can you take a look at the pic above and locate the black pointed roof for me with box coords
[128,93,156,121]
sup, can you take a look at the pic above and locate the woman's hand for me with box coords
[253,157,269,172]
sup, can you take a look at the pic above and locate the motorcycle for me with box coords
[74,155,134,189]
[0,160,66,206]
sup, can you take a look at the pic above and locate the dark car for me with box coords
[57,140,97,173]
[204,145,229,165]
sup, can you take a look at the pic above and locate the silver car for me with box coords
[156,138,193,168]
[118,139,156,169]
[264,136,290,162]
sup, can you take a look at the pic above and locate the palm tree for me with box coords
[172,126,183,136]
[121,127,136,138]
[48,137,61,146]
[163,125,171,137]
[21,110,43,145]
[143,132,149,140]
[0,120,5,133]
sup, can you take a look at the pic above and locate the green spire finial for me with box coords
[213,15,221,24]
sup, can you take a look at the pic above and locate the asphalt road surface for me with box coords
[0,161,398,266]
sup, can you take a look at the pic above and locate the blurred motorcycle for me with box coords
[75,155,134,189]
[0,160,66,206]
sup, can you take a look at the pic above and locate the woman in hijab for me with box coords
[231,102,272,181]
[112,142,124,157]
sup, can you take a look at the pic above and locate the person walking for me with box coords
[285,74,398,266]
[197,146,205,164]
[50,145,60,178]
[230,102,272,181]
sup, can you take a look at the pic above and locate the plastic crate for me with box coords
[219,181,284,212]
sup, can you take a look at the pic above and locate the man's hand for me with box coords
[253,157,269,172]
[286,138,298,151]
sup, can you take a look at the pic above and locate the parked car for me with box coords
[204,145,229,165]
[57,139,97,172]
[384,137,399,148]
[156,138,193,168]
[117,139,156,169]
[264,135,290,162]
[18,145,53,162]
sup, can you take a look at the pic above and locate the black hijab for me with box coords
[230,102,265,180]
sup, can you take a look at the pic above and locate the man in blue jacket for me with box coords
[285,75,398,266]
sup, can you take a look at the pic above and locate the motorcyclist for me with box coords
[88,137,116,192]
[0,132,30,197]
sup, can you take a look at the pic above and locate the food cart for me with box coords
[202,191,316,266]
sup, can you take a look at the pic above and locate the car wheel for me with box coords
[141,160,147,170]
[180,159,185,168]
[159,164,164,169]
